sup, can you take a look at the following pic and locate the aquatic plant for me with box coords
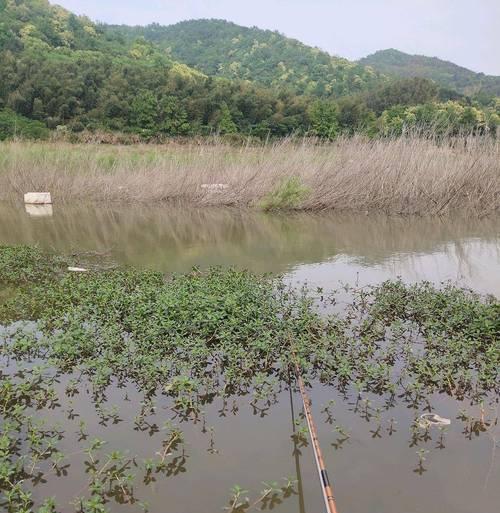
[0,245,64,284]
[0,245,498,511]
[225,478,297,512]
[1,245,498,405]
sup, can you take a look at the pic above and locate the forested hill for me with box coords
[105,19,384,98]
[359,49,500,100]
[0,1,498,140]
[0,0,325,138]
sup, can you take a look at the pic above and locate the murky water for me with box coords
[1,203,499,294]
[1,202,499,513]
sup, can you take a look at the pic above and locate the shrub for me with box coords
[259,177,310,211]
[0,109,49,140]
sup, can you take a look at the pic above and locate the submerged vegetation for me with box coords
[0,245,498,511]
[1,136,499,214]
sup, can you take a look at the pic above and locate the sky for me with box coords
[53,0,500,75]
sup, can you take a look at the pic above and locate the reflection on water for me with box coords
[24,204,54,217]
[0,202,499,294]
[2,356,499,513]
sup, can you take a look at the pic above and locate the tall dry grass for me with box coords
[0,135,498,215]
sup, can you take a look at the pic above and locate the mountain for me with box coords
[0,0,121,53]
[0,2,497,140]
[359,49,500,99]
[0,0,321,137]
[106,19,385,98]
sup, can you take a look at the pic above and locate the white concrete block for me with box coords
[68,267,88,272]
[24,192,52,204]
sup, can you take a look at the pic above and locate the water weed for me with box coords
[0,245,498,511]
[0,245,64,284]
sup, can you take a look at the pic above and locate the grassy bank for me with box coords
[1,135,499,215]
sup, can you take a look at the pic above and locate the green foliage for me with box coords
[336,95,377,134]
[158,96,190,135]
[379,100,490,135]
[0,109,49,140]
[259,177,310,210]
[2,245,497,401]
[364,280,500,389]
[217,102,237,134]
[360,49,500,101]
[130,91,158,131]
[0,1,315,138]
[107,19,383,98]
[0,245,62,283]
[0,2,498,140]
[0,245,499,510]
[308,100,340,139]
[363,77,439,115]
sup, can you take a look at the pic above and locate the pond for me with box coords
[0,202,499,513]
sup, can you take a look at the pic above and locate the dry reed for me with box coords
[0,135,498,215]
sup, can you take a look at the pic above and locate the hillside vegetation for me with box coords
[0,0,318,137]
[107,19,383,98]
[0,1,498,140]
[359,49,500,101]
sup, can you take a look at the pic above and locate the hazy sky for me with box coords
[53,0,500,75]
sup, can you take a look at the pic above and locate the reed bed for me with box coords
[0,135,498,214]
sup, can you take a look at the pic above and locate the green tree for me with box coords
[308,100,339,139]
[0,108,49,140]
[130,90,158,130]
[217,102,237,134]
[32,97,45,120]
[158,96,190,135]
[364,77,438,115]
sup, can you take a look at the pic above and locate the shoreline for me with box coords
[1,136,498,215]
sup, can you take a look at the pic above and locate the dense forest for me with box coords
[359,49,500,101]
[107,19,384,98]
[0,0,498,141]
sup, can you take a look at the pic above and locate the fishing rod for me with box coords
[291,355,339,513]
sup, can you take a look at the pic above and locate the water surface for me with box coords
[1,202,499,513]
[1,203,499,294]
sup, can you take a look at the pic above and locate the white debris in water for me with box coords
[68,267,88,273]
[24,192,52,204]
[25,204,53,217]
[418,413,451,429]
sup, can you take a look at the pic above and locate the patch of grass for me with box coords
[259,177,310,211]
[96,154,118,171]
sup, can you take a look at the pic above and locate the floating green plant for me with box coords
[0,245,498,512]
[0,245,64,285]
